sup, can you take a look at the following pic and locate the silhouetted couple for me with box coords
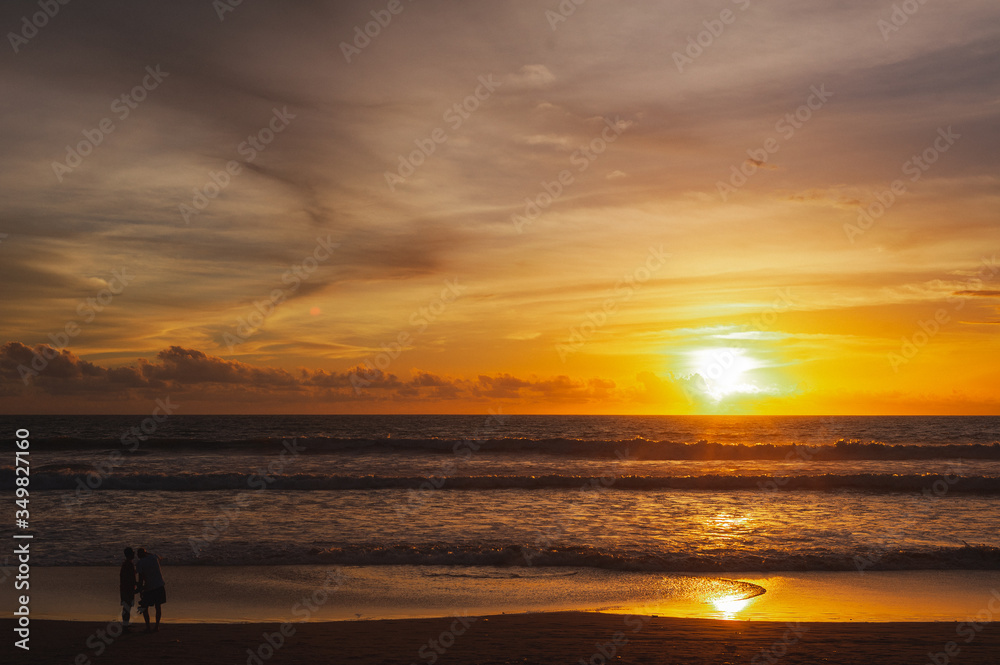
[120,547,167,632]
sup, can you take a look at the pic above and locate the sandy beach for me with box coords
[7,613,1000,665]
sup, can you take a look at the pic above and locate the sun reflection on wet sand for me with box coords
[702,579,765,619]
[710,594,755,619]
[612,577,768,621]
[607,571,1000,623]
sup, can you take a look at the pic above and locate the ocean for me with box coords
[3,415,1000,621]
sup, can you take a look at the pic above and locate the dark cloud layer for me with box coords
[0,341,629,406]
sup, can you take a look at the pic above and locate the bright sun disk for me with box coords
[689,347,764,401]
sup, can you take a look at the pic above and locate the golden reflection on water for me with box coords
[613,576,767,621]
[710,593,754,619]
[709,512,746,528]
[706,511,751,538]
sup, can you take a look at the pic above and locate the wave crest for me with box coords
[25,436,1000,460]
[167,542,1000,571]
[7,469,1000,493]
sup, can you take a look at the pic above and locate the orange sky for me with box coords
[1,0,998,414]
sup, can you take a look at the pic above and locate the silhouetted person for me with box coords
[135,548,166,632]
[119,547,137,630]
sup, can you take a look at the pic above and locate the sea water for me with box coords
[2,415,998,621]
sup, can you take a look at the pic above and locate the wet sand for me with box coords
[10,566,1000,624]
[6,613,1000,665]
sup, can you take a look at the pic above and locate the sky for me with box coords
[0,0,998,414]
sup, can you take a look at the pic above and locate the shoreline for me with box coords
[7,613,1000,665]
[7,566,1000,624]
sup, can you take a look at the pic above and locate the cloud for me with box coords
[782,188,863,209]
[746,158,778,171]
[0,342,631,406]
[519,134,572,148]
[472,373,532,398]
[503,64,556,89]
[0,342,299,394]
[505,332,542,340]
[953,290,1000,297]
[0,342,105,386]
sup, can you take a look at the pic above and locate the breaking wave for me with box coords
[167,542,1000,571]
[21,436,1000,459]
[7,469,1000,493]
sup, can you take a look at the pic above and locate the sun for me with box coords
[689,347,764,401]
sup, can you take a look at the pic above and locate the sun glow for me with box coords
[689,347,764,401]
